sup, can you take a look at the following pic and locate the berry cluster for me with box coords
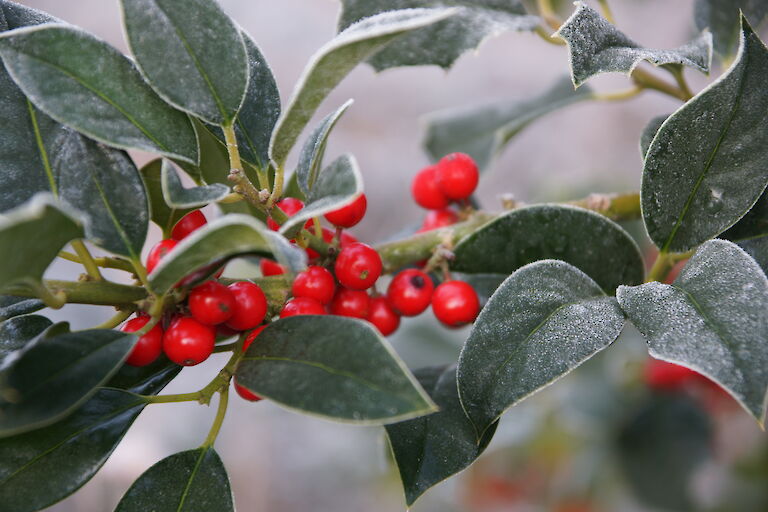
[412,152,478,232]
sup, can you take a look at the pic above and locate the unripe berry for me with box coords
[171,210,207,241]
[324,194,367,228]
[330,288,370,318]
[334,243,382,290]
[280,297,327,317]
[121,316,163,367]
[431,280,480,327]
[387,269,434,316]
[162,316,215,366]
[292,266,336,304]
[188,280,235,325]
[412,165,450,210]
[435,153,479,200]
[367,297,400,336]
[226,282,267,331]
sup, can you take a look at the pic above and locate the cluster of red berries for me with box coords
[412,152,478,232]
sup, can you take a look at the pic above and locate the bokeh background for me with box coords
[12,0,767,510]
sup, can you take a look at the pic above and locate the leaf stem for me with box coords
[223,122,264,208]
[202,387,229,448]
[71,240,103,281]
[268,165,285,209]
[597,0,615,24]
[534,25,565,46]
[59,251,136,273]
[666,65,695,101]
[3,279,147,306]
[536,0,561,30]
[646,251,675,283]
[632,68,690,102]
[592,85,644,102]
[214,341,238,353]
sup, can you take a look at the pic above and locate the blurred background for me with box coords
[13,0,767,510]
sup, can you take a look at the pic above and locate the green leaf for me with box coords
[140,159,192,238]
[269,8,456,169]
[452,205,644,293]
[639,113,668,160]
[722,189,768,242]
[0,195,84,295]
[457,260,625,439]
[0,361,179,512]
[0,297,44,322]
[236,316,437,424]
[115,447,234,512]
[296,100,353,196]
[149,214,306,294]
[386,365,497,506]
[555,2,712,87]
[423,75,594,170]
[617,239,768,426]
[161,160,229,209]
[338,0,539,71]
[0,324,136,437]
[0,23,198,163]
[120,0,248,126]
[0,315,51,364]
[53,130,149,259]
[695,0,768,58]
[642,17,768,252]
[280,154,363,238]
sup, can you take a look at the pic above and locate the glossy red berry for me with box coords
[162,316,215,366]
[367,297,400,336]
[121,316,163,367]
[146,239,178,274]
[412,165,449,210]
[436,153,479,200]
[330,288,370,318]
[432,280,480,327]
[418,208,458,232]
[267,197,305,231]
[324,194,367,228]
[280,297,327,318]
[226,282,267,331]
[334,243,382,290]
[171,210,207,241]
[387,269,434,316]
[292,266,336,304]
[188,280,235,326]
[260,258,286,276]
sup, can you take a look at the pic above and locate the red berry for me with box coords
[321,227,358,247]
[324,194,367,228]
[330,288,370,318]
[146,239,178,274]
[171,210,207,241]
[188,281,235,325]
[226,282,267,331]
[121,316,163,367]
[418,208,458,232]
[292,266,336,304]
[334,243,382,290]
[412,165,449,210]
[436,152,479,200]
[431,280,480,327]
[644,359,708,391]
[367,297,400,336]
[387,269,434,316]
[260,258,286,276]
[267,197,305,231]
[162,316,215,366]
[280,297,327,318]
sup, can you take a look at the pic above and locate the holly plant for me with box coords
[0,0,767,510]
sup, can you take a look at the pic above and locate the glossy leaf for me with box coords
[617,239,768,425]
[457,260,625,439]
[639,113,668,159]
[386,365,498,506]
[296,100,353,196]
[695,0,768,58]
[269,8,456,168]
[0,23,198,162]
[120,0,248,125]
[236,316,437,424]
[452,205,644,293]
[280,153,363,238]
[0,361,179,512]
[0,195,84,295]
[555,2,712,87]
[642,17,768,252]
[115,447,234,512]
[161,160,229,209]
[0,297,44,322]
[140,159,192,238]
[423,75,594,170]
[338,0,539,71]
[149,214,306,294]
[0,315,51,365]
[0,324,136,437]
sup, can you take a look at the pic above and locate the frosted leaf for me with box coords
[617,239,768,426]
[0,315,51,367]
[639,113,669,160]
[695,0,768,58]
[0,296,44,322]
[160,160,229,209]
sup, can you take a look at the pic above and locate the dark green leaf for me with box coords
[0,297,44,322]
[736,236,768,275]
[296,100,353,196]
[639,113,668,159]
[236,316,437,424]
[140,159,192,238]
[555,2,712,87]
[0,315,51,364]
[0,195,84,295]
[338,0,539,71]
[722,188,768,242]
[120,0,248,125]
[695,0,768,58]
[642,17,768,252]
[0,324,136,437]
[161,160,229,209]
[386,365,497,506]
[115,447,234,512]
[280,154,363,238]
[452,205,644,293]
[457,260,625,439]
[269,8,456,169]
[0,23,198,162]
[423,75,593,170]
[149,214,306,294]
[617,239,768,426]
[0,361,179,512]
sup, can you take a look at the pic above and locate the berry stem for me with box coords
[202,387,229,448]
[4,279,147,306]
[58,251,136,273]
[213,341,239,353]
[223,122,264,209]
[268,165,285,209]
[70,240,103,281]
[92,308,133,330]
